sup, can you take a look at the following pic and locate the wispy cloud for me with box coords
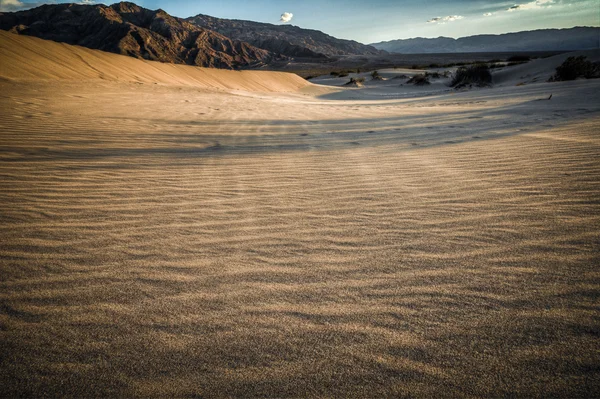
[280,12,293,23]
[427,15,464,24]
[507,0,554,11]
[0,0,29,12]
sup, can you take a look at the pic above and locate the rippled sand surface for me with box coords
[1,34,600,398]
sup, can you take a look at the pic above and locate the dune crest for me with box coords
[0,31,310,92]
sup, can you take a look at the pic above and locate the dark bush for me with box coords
[338,72,349,78]
[551,56,600,81]
[407,74,430,85]
[371,70,384,81]
[451,64,492,88]
[345,77,365,86]
[330,71,339,77]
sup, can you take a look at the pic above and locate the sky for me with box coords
[1,0,598,43]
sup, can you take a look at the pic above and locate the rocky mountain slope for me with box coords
[186,14,383,58]
[371,27,600,54]
[0,2,276,69]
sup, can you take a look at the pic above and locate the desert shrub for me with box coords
[507,55,531,62]
[428,63,440,68]
[392,74,409,79]
[330,71,339,77]
[551,56,600,81]
[451,64,492,88]
[345,77,365,86]
[411,64,421,70]
[338,72,349,78]
[371,70,384,81]
[407,74,430,85]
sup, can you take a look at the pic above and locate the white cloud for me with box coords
[0,0,26,12]
[507,0,554,11]
[427,15,464,23]
[280,12,293,23]
[483,12,493,16]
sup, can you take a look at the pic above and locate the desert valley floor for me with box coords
[1,32,599,397]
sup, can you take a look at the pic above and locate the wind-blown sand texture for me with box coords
[1,31,599,397]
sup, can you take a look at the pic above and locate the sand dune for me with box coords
[1,32,599,397]
[0,31,310,92]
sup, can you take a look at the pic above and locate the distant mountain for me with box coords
[0,2,277,69]
[186,14,383,58]
[371,27,600,54]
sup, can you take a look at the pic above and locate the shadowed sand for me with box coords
[1,32,599,397]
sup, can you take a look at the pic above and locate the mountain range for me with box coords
[186,14,382,58]
[370,27,600,54]
[0,2,275,69]
[0,1,381,70]
[1,2,598,70]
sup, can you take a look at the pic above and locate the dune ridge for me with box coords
[0,31,309,92]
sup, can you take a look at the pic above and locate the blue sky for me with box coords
[2,0,598,43]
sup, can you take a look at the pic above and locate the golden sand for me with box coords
[1,31,599,397]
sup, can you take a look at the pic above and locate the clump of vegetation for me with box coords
[338,72,349,78]
[392,74,409,80]
[371,70,384,81]
[451,64,492,88]
[407,74,431,85]
[425,71,448,79]
[345,77,366,86]
[550,56,600,81]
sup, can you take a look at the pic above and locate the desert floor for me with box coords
[1,34,600,398]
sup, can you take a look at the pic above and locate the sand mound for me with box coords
[0,31,310,92]
[493,49,600,86]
